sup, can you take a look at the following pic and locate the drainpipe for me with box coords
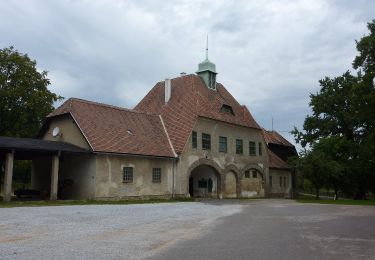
[172,157,178,198]
[172,159,175,198]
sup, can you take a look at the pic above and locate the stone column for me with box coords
[218,173,224,199]
[50,153,60,200]
[3,151,14,202]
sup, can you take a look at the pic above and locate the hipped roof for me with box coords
[135,74,261,153]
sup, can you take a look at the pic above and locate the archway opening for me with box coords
[241,168,264,198]
[189,164,221,198]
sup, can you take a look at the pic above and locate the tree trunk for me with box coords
[334,188,338,200]
[315,188,320,200]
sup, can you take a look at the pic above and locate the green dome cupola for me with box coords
[196,36,217,90]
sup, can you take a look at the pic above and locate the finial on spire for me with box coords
[206,34,208,60]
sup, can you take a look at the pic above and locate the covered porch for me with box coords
[0,136,89,202]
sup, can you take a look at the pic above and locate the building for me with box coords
[0,55,296,201]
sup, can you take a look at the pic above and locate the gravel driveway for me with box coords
[2,200,375,260]
[0,202,243,259]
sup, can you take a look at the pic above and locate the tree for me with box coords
[313,137,346,200]
[0,47,63,192]
[296,149,327,199]
[0,46,62,138]
[292,20,375,199]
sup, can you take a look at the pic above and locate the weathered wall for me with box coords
[269,169,292,197]
[31,154,96,199]
[241,169,264,198]
[176,117,268,197]
[95,154,174,198]
[42,114,90,149]
[31,157,52,195]
[224,171,237,198]
[59,154,96,199]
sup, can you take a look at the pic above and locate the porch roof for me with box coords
[0,136,89,159]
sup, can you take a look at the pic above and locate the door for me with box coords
[189,177,194,197]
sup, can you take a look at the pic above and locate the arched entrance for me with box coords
[189,164,222,198]
[241,166,265,198]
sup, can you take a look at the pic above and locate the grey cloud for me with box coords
[0,0,374,150]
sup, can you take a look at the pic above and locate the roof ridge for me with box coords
[154,73,196,85]
[68,97,159,116]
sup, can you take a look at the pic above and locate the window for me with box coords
[252,171,257,178]
[284,176,287,187]
[219,136,227,153]
[192,131,197,149]
[258,142,262,156]
[249,141,256,156]
[236,139,243,154]
[269,176,273,187]
[202,133,211,150]
[280,176,282,187]
[123,167,133,183]
[208,74,216,89]
[244,170,250,178]
[152,168,161,183]
[220,104,234,115]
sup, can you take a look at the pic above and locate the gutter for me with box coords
[92,151,175,160]
[158,115,178,197]
[70,112,94,151]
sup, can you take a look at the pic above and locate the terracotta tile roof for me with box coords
[267,148,291,170]
[134,74,261,153]
[47,98,175,158]
[262,129,294,147]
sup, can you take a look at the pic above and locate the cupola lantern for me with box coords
[196,35,217,90]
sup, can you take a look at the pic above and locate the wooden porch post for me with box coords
[3,150,14,202]
[50,152,60,200]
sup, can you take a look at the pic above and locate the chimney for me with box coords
[165,78,171,103]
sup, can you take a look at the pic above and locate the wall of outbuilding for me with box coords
[95,154,174,199]
[268,169,292,198]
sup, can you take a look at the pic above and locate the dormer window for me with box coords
[220,104,234,115]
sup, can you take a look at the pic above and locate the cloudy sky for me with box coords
[1,0,374,150]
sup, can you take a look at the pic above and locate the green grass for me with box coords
[0,197,194,208]
[296,195,375,206]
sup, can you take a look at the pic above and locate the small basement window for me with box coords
[123,167,133,183]
[152,168,161,183]
[220,104,234,115]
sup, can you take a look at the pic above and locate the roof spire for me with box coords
[206,34,208,60]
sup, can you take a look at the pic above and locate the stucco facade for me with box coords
[32,113,294,200]
[95,154,174,199]
[29,55,296,200]
[175,117,269,198]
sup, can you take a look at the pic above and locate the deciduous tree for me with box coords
[0,46,62,138]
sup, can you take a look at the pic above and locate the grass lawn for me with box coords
[0,197,194,208]
[296,195,375,206]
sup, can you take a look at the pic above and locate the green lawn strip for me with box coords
[296,198,375,206]
[0,198,194,208]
